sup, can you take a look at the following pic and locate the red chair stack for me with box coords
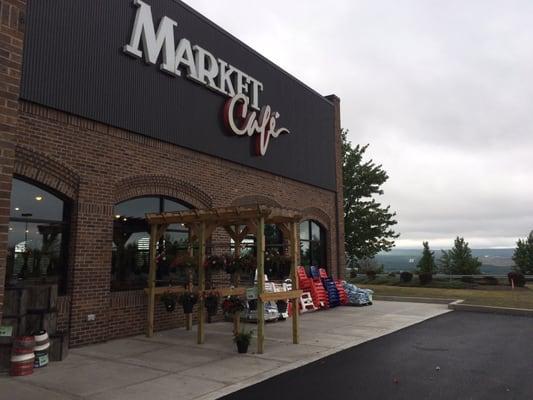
[298,267,329,309]
[310,280,329,309]
[335,281,349,305]
[297,267,313,291]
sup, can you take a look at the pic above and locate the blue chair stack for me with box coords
[318,268,340,307]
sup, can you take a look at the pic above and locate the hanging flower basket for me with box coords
[221,296,245,315]
[178,291,198,314]
[160,291,178,313]
[171,254,198,278]
[204,292,220,317]
[205,255,226,271]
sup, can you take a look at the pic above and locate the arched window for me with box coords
[111,196,190,291]
[6,177,71,294]
[299,220,326,267]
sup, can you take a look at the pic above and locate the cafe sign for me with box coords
[123,0,290,155]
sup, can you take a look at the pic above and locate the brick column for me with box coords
[325,95,345,279]
[68,200,114,346]
[0,1,25,324]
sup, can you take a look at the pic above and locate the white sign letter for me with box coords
[123,0,177,75]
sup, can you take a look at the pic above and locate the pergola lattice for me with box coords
[144,205,303,353]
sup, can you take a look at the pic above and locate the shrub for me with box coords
[388,272,396,278]
[461,276,475,284]
[480,276,499,286]
[349,268,357,279]
[418,272,433,285]
[399,271,413,283]
[508,272,526,287]
[366,270,377,280]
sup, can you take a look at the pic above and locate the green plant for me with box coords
[417,242,436,275]
[205,255,226,271]
[160,291,178,312]
[204,292,220,310]
[439,237,482,275]
[366,270,377,280]
[233,329,253,346]
[461,276,475,284]
[399,271,413,283]
[342,131,399,262]
[178,291,198,306]
[513,231,533,274]
[418,272,433,285]
[171,254,197,270]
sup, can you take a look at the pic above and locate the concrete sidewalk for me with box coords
[0,301,450,400]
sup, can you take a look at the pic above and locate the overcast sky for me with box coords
[185,0,533,249]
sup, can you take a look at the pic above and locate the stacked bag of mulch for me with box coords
[342,282,373,306]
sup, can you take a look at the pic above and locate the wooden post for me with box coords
[233,227,241,336]
[256,217,265,354]
[186,227,193,331]
[290,221,299,344]
[197,222,206,344]
[147,224,158,337]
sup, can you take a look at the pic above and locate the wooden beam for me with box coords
[146,224,158,338]
[257,216,265,354]
[156,224,168,241]
[143,286,247,297]
[233,231,241,336]
[143,286,187,296]
[197,222,206,344]
[187,231,194,331]
[290,221,300,344]
[277,222,290,238]
[259,290,303,302]
[202,287,246,297]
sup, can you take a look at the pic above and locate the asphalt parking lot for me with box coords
[222,311,533,400]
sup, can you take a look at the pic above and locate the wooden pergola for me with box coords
[144,205,303,354]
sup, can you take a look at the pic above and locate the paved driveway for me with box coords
[223,311,533,400]
[0,301,449,399]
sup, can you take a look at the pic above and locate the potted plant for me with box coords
[160,291,178,312]
[178,291,198,314]
[276,300,288,320]
[233,329,253,354]
[204,291,220,321]
[221,296,245,315]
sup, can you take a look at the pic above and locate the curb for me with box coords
[448,300,533,317]
[374,296,533,317]
[373,295,456,305]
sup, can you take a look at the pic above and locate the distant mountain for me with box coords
[373,248,515,275]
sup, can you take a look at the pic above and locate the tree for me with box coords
[343,130,399,265]
[417,241,436,274]
[439,237,481,275]
[512,231,533,274]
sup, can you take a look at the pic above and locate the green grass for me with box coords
[360,284,533,309]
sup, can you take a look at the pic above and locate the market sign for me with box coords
[123,0,289,155]
[20,0,336,191]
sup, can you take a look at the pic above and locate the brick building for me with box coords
[0,0,344,347]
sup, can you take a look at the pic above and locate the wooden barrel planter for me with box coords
[33,330,50,368]
[10,336,35,376]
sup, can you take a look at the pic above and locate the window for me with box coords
[111,196,190,291]
[6,178,70,294]
[299,220,326,267]
[230,224,285,280]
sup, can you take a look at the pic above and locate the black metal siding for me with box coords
[20,0,337,191]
